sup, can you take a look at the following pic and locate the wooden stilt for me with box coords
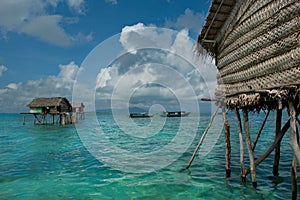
[56,114,60,124]
[22,115,26,125]
[243,109,257,188]
[273,101,283,176]
[34,114,42,124]
[245,102,299,176]
[288,100,300,164]
[235,108,245,181]
[252,109,270,151]
[289,99,299,199]
[292,156,297,200]
[34,114,37,124]
[222,104,231,178]
[186,105,220,169]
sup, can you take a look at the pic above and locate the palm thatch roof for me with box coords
[197,0,236,55]
[27,97,71,108]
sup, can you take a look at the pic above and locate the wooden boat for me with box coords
[129,112,152,118]
[160,111,190,117]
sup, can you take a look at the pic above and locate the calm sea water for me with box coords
[0,111,297,199]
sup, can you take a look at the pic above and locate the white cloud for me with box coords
[71,32,94,43]
[58,61,80,81]
[0,61,81,112]
[96,68,112,88]
[67,0,86,14]
[94,23,217,110]
[7,82,21,90]
[105,0,117,5]
[0,0,91,46]
[0,65,8,77]
[0,0,43,31]
[120,23,172,54]
[165,8,204,34]
[20,15,71,47]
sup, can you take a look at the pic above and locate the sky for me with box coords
[0,0,216,113]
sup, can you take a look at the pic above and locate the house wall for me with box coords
[60,100,72,112]
[214,0,300,97]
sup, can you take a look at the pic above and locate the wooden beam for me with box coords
[201,98,217,101]
[185,105,220,169]
[252,109,270,151]
[245,116,293,175]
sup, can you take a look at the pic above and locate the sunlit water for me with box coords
[0,111,297,199]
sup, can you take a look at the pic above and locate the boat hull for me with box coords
[129,113,152,118]
[160,111,190,117]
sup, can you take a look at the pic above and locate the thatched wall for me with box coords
[198,0,300,108]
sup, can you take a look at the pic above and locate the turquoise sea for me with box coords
[0,111,297,199]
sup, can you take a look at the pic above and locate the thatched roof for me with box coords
[27,97,71,108]
[197,0,236,54]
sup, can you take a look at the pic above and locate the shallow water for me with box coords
[0,111,297,199]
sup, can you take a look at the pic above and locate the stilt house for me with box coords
[26,97,72,124]
[188,0,300,198]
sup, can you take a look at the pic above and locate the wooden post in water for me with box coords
[235,108,245,181]
[22,115,26,125]
[273,100,282,176]
[288,99,299,199]
[288,100,300,164]
[245,118,291,176]
[243,109,257,188]
[292,156,298,200]
[222,104,231,178]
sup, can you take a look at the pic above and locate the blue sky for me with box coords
[0,0,216,112]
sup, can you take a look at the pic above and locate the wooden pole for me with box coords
[222,104,231,178]
[245,117,290,176]
[245,102,299,176]
[252,109,270,151]
[273,100,282,176]
[22,115,26,125]
[288,100,300,164]
[243,109,257,188]
[292,156,297,200]
[186,105,220,169]
[289,99,300,199]
[235,108,245,181]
